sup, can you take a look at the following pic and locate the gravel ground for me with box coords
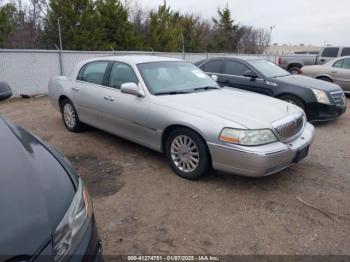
[1,96,350,256]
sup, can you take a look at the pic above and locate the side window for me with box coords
[333,59,344,68]
[342,58,350,69]
[223,60,250,76]
[108,62,138,89]
[200,60,223,74]
[78,61,108,85]
[321,47,339,58]
[340,48,350,57]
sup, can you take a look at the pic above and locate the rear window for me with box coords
[200,60,223,74]
[321,47,339,58]
[78,61,109,85]
[341,48,350,57]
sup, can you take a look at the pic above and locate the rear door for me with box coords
[331,58,350,92]
[74,61,110,128]
[220,60,270,95]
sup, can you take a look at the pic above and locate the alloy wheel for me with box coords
[170,135,200,173]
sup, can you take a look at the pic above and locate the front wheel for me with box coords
[61,99,84,132]
[288,67,301,75]
[165,128,210,180]
[279,95,305,111]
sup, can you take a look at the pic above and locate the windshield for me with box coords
[137,61,219,95]
[248,59,290,78]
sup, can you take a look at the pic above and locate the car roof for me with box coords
[80,55,183,65]
[198,56,265,64]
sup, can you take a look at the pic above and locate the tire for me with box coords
[317,76,333,83]
[279,95,305,111]
[288,67,301,75]
[165,128,210,180]
[61,99,83,132]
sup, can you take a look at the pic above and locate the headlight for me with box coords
[53,178,93,261]
[219,128,277,146]
[312,89,330,104]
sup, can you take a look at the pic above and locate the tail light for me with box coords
[278,57,282,65]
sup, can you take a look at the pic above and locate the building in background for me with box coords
[267,43,322,55]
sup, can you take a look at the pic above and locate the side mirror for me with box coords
[211,74,218,81]
[120,82,144,97]
[0,82,13,102]
[243,70,258,79]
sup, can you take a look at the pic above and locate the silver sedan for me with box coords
[301,56,350,94]
[48,56,315,180]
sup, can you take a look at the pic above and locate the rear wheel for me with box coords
[279,95,305,111]
[317,76,333,83]
[165,128,210,180]
[288,67,301,75]
[61,99,83,132]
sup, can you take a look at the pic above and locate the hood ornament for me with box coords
[287,105,289,113]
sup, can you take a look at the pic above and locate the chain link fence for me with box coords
[0,49,277,97]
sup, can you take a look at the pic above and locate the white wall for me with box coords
[0,49,276,97]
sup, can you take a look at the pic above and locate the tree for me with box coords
[147,2,182,52]
[0,3,17,47]
[210,7,239,52]
[44,0,104,50]
[95,0,136,51]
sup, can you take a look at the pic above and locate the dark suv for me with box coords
[0,82,102,261]
[195,57,347,121]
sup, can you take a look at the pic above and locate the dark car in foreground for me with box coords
[0,83,102,261]
[195,57,347,122]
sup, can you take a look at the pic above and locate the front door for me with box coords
[220,60,270,96]
[100,62,153,147]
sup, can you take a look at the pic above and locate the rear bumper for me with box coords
[208,123,315,177]
[306,102,346,122]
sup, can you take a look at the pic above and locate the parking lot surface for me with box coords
[1,97,350,255]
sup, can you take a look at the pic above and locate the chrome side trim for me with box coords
[207,142,289,156]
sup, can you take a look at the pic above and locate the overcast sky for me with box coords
[135,0,350,46]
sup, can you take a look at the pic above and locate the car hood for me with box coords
[273,74,341,92]
[0,118,75,257]
[155,88,302,129]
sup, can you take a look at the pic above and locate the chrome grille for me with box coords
[330,91,346,107]
[273,113,304,141]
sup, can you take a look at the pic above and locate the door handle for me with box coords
[72,87,79,91]
[104,96,115,101]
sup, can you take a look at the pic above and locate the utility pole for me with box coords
[181,31,185,60]
[265,25,276,54]
[58,18,63,50]
[57,18,64,75]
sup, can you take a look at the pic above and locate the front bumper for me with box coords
[208,123,315,177]
[306,102,346,122]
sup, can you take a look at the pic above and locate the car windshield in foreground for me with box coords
[137,61,220,95]
[248,59,290,78]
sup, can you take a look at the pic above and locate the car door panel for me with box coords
[331,58,350,91]
[220,60,272,96]
[100,62,157,149]
[73,61,110,128]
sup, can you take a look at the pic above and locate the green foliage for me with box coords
[147,2,182,52]
[211,7,239,52]
[44,0,104,50]
[0,1,268,53]
[0,3,17,47]
[95,0,136,50]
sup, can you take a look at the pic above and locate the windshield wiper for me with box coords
[154,91,191,95]
[194,86,220,91]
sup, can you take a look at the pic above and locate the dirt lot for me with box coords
[1,96,350,255]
